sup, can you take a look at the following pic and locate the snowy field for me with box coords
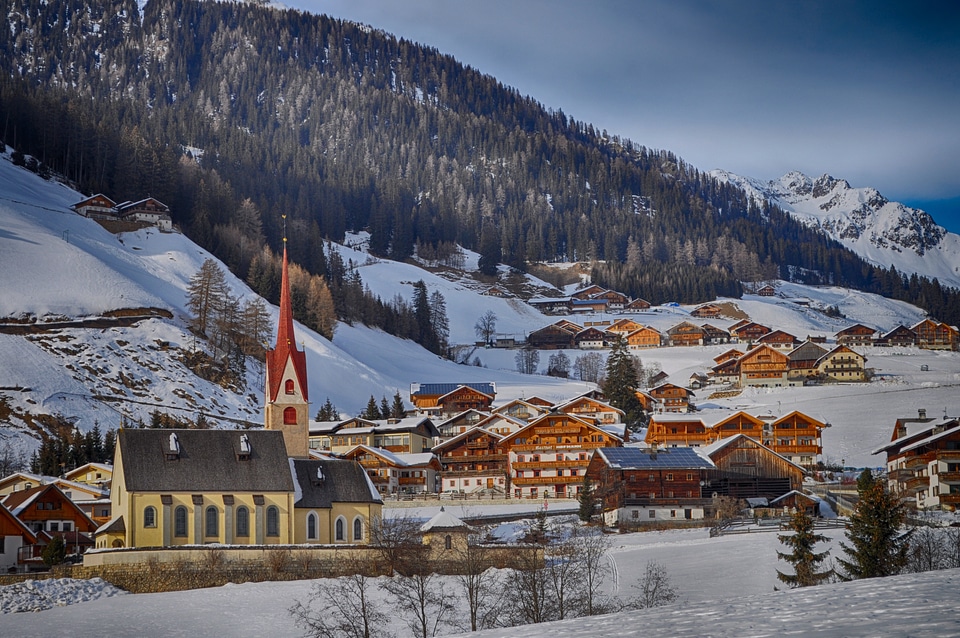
[0,517,956,637]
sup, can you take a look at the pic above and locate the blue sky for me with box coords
[287,1,960,233]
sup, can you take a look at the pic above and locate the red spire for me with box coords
[266,243,309,402]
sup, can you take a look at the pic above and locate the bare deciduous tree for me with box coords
[627,561,678,609]
[453,542,503,632]
[289,557,390,638]
[380,567,458,638]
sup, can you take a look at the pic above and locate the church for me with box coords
[96,244,382,549]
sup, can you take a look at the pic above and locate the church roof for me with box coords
[116,429,295,493]
[420,507,471,532]
[290,458,382,508]
[266,245,308,402]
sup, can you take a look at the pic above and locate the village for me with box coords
[2,258,958,582]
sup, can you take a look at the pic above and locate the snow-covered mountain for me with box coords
[711,169,960,289]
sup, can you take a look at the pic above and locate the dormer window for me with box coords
[166,433,180,460]
[238,434,251,460]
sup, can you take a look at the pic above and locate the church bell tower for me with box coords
[264,233,310,458]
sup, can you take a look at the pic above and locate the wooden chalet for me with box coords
[482,286,509,297]
[756,284,777,297]
[769,490,823,517]
[702,435,805,500]
[435,409,491,438]
[709,358,740,385]
[434,428,508,494]
[767,411,826,467]
[786,341,828,381]
[322,417,439,454]
[667,321,705,347]
[714,348,744,365]
[341,446,442,494]
[524,395,558,408]
[739,344,792,387]
[647,383,695,413]
[815,345,867,382]
[478,414,529,437]
[591,290,628,310]
[528,297,572,314]
[688,372,709,390]
[835,323,876,347]
[625,326,662,350]
[63,462,113,490]
[731,322,772,343]
[622,298,652,313]
[555,396,624,427]
[571,284,607,300]
[757,329,800,351]
[0,503,37,573]
[710,411,768,444]
[727,319,752,333]
[690,303,723,319]
[587,447,715,525]
[874,411,960,510]
[607,318,644,335]
[71,194,117,220]
[493,399,551,423]
[574,327,609,349]
[912,319,959,351]
[410,382,496,418]
[115,197,173,231]
[645,415,709,447]
[874,324,918,348]
[570,298,608,314]
[700,324,731,345]
[501,412,623,499]
[527,323,577,349]
[1,484,98,569]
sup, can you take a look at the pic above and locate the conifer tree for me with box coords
[379,396,391,421]
[838,478,910,580]
[578,474,597,523]
[391,392,406,419]
[602,337,643,429]
[776,509,833,587]
[361,395,381,420]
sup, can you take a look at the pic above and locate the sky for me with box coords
[281,0,960,233]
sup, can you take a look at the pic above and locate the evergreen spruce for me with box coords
[776,509,833,587]
[602,337,643,429]
[578,474,597,523]
[838,479,910,580]
[361,395,381,420]
[391,392,406,419]
[42,534,66,567]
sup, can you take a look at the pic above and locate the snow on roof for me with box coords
[420,507,471,532]
[901,420,960,454]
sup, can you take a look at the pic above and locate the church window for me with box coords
[236,507,249,537]
[144,506,157,528]
[335,517,345,541]
[285,379,295,395]
[266,506,280,537]
[353,517,363,541]
[445,535,452,550]
[205,506,219,537]
[174,506,188,537]
[283,407,298,425]
[307,512,318,540]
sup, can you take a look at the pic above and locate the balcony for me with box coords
[937,471,960,484]
[937,451,960,462]
[904,475,929,493]
[533,426,582,436]
[888,468,914,482]
[771,444,821,455]
[510,442,611,452]
[512,475,584,485]
[513,460,586,471]
[939,493,960,505]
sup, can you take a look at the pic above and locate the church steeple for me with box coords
[264,231,310,458]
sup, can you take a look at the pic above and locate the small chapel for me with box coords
[96,242,382,549]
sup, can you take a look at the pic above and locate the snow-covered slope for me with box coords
[711,169,960,289]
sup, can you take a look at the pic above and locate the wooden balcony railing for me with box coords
[512,475,584,485]
[513,460,587,471]
[904,475,929,493]
[939,493,960,505]
[937,471,960,483]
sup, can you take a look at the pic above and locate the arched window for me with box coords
[285,379,295,394]
[266,506,280,537]
[283,407,298,425]
[335,517,345,542]
[307,512,318,540]
[174,506,188,537]
[236,507,249,538]
[205,506,219,537]
[353,517,363,542]
[143,506,157,528]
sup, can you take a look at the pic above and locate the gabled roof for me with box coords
[0,503,38,544]
[502,412,622,445]
[116,428,295,493]
[900,420,960,454]
[433,426,504,452]
[334,416,439,437]
[835,323,876,336]
[815,344,866,367]
[701,434,807,474]
[290,458,382,508]
[769,490,821,506]
[1,483,98,530]
[554,396,624,416]
[411,382,496,398]
[594,447,714,470]
[71,193,116,209]
[115,197,169,211]
[342,445,439,468]
[788,341,828,362]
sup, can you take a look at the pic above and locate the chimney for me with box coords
[919,408,927,419]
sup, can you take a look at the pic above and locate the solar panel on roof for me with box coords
[600,447,712,469]
[414,383,495,396]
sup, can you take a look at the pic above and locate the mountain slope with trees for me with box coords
[1,0,959,323]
